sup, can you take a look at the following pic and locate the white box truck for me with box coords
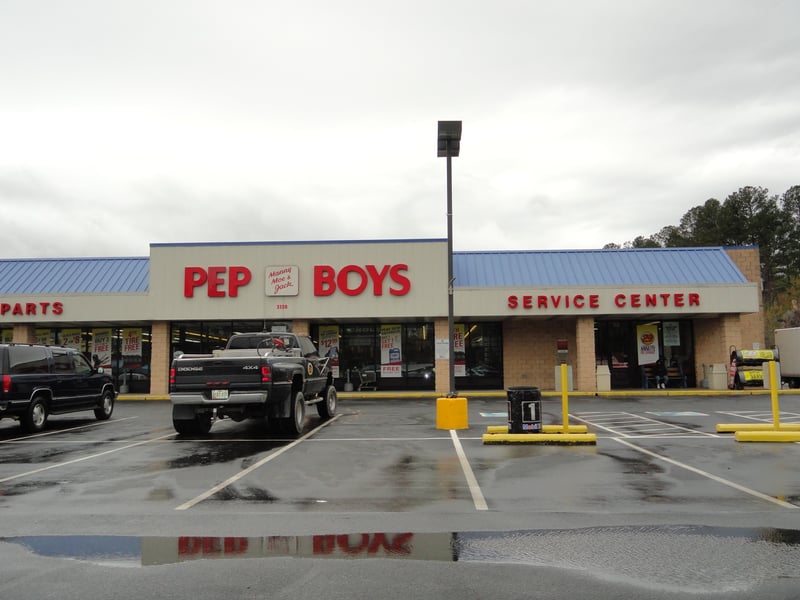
[774,327,800,388]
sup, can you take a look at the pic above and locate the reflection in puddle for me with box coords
[3,525,800,573]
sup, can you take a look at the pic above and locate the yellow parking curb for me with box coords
[486,424,588,434]
[734,430,800,443]
[482,432,597,445]
[716,423,800,433]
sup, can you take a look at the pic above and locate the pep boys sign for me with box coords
[183,264,411,298]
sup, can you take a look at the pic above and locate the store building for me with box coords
[0,239,763,395]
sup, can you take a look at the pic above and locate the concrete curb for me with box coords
[117,389,800,402]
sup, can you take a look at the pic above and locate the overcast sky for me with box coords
[1,0,798,259]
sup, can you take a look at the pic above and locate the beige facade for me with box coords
[1,242,764,395]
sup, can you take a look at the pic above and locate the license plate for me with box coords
[211,389,229,400]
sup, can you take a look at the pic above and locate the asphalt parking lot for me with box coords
[1,392,800,599]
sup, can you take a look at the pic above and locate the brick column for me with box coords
[149,321,170,396]
[292,320,310,336]
[725,247,765,349]
[433,318,450,396]
[13,324,35,343]
[575,316,596,391]
[694,315,741,386]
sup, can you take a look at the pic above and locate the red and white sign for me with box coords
[0,301,64,318]
[314,264,411,297]
[266,266,299,297]
[184,266,252,298]
[319,325,340,378]
[507,291,701,311]
[380,324,402,378]
[183,264,412,299]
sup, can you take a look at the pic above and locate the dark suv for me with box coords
[0,344,116,432]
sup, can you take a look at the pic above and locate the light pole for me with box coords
[437,120,461,397]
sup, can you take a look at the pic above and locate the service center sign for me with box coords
[183,264,411,298]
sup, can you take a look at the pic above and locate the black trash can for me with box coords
[507,386,542,433]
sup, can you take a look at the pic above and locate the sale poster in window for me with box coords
[636,323,659,365]
[61,328,82,350]
[380,324,402,378]
[454,324,466,377]
[122,328,142,369]
[319,325,340,378]
[663,321,680,346]
[92,329,112,369]
[35,329,54,345]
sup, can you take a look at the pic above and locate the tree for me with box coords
[683,199,723,246]
[628,235,661,248]
[716,187,783,302]
[601,185,798,338]
[778,185,800,283]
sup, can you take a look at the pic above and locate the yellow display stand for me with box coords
[436,397,469,430]
[718,361,800,442]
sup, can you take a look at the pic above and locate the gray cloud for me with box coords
[0,0,798,258]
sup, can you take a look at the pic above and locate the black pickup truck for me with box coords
[169,332,336,436]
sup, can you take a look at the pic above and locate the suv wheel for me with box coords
[22,397,48,433]
[94,389,115,420]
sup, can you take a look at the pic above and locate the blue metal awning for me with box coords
[453,247,748,287]
[0,258,149,294]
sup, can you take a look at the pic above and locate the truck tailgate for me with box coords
[172,358,264,388]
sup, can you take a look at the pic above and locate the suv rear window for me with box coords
[8,346,50,374]
[52,350,73,373]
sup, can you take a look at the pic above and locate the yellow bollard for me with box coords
[769,360,781,430]
[436,396,468,430]
[561,363,569,434]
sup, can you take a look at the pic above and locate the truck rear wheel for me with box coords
[282,391,306,436]
[173,409,213,435]
[317,385,337,419]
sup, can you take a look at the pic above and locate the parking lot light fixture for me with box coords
[437,120,461,397]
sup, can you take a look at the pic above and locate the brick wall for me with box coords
[575,316,597,390]
[725,247,765,351]
[503,320,578,389]
[434,318,450,396]
[292,320,310,336]
[692,247,766,386]
[12,324,35,343]
[150,321,170,395]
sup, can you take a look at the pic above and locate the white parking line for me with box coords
[717,410,800,423]
[573,412,719,438]
[174,414,342,511]
[0,432,175,484]
[613,438,798,509]
[0,416,139,443]
[450,430,488,511]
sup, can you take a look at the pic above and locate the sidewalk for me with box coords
[117,387,800,401]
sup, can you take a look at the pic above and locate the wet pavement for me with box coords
[1,393,799,598]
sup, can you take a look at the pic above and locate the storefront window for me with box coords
[403,324,435,385]
[457,322,503,389]
[595,320,695,389]
[170,321,267,356]
[312,323,436,391]
[29,327,154,394]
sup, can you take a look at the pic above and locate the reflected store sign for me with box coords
[140,532,451,565]
[183,264,412,298]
